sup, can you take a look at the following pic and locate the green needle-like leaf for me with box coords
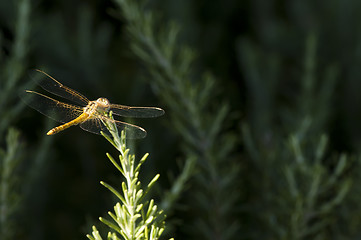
[106,153,125,176]
[100,181,126,204]
[99,217,122,234]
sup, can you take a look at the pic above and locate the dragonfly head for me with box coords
[96,97,110,106]
[95,98,111,113]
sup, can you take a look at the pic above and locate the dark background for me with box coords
[2,0,361,240]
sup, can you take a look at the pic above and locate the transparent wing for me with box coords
[30,69,90,106]
[109,104,165,118]
[79,116,147,139]
[21,90,83,123]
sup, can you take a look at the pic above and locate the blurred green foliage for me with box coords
[1,0,361,239]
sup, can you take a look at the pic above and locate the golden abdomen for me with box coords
[47,112,90,135]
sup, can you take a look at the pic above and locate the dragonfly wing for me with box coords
[110,104,165,118]
[22,90,83,123]
[80,116,147,139]
[79,118,105,135]
[30,69,90,106]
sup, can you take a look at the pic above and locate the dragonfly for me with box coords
[22,69,164,138]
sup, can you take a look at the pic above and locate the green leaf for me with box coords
[100,181,126,204]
